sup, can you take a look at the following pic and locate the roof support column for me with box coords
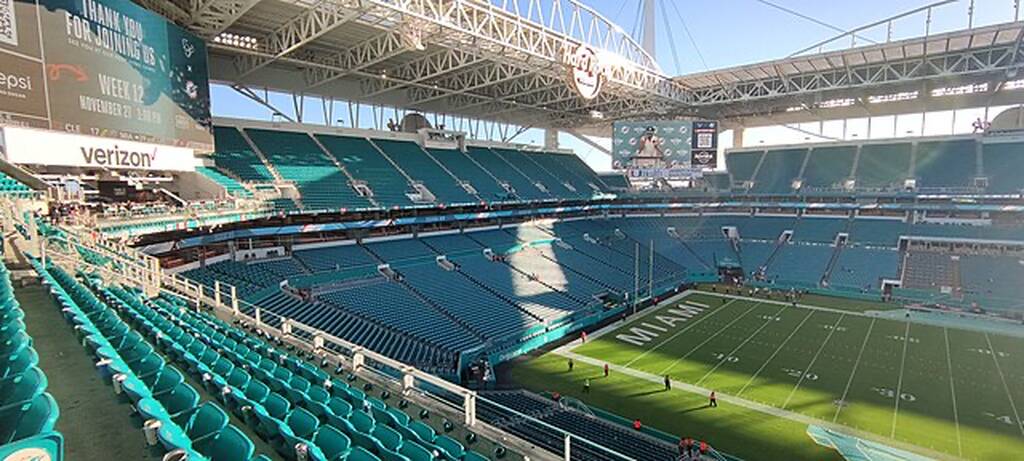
[544,129,559,150]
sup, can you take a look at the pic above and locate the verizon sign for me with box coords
[0,126,195,171]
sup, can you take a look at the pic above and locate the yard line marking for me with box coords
[738,309,814,397]
[833,317,876,423]
[890,320,911,438]
[623,298,739,368]
[654,301,764,376]
[984,333,1024,436]
[696,303,789,387]
[684,301,709,308]
[555,349,955,461]
[782,313,846,410]
[943,328,963,457]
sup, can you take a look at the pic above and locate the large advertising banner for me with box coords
[0,0,213,151]
[1,126,196,171]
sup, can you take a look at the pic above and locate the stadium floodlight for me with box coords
[590,110,604,119]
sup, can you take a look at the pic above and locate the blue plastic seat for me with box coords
[278,406,321,456]
[434,435,464,459]
[0,392,58,444]
[398,441,434,461]
[313,425,351,461]
[137,383,199,421]
[193,425,255,461]
[0,367,46,411]
[158,401,230,451]
[372,424,402,452]
[347,446,383,461]
[0,348,37,379]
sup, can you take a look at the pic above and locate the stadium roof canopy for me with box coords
[137,0,688,131]
[138,0,1024,132]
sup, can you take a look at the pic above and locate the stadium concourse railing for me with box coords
[18,212,658,461]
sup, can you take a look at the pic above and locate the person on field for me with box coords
[568,358,573,372]
[664,375,671,391]
[583,379,590,394]
[603,363,609,377]
[709,390,717,407]
[580,331,588,343]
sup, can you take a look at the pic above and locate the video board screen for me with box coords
[0,0,213,151]
[612,120,718,181]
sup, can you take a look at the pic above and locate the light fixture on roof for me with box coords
[589,110,604,119]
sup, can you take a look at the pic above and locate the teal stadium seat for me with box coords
[0,392,58,444]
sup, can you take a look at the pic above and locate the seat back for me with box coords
[286,407,320,439]
[371,424,402,451]
[186,402,229,440]
[313,425,352,459]
[201,425,255,461]
[348,446,383,461]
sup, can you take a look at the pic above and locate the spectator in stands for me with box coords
[664,374,671,391]
[700,440,708,456]
[633,419,642,430]
[709,390,717,407]
[603,363,609,377]
[567,358,574,372]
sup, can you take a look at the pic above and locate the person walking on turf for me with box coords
[709,390,717,407]
[664,374,671,391]
[567,358,573,372]
[603,363,609,377]
[583,379,590,394]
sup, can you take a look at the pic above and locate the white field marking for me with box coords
[696,303,789,386]
[622,298,740,368]
[553,349,956,461]
[833,317,876,423]
[684,301,710,308]
[983,333,1024,436]
[655,301,763,376]
[738,309,815,397]
[692,289,876,318]
[782,313,846,410]
[569,290,696,345]
[890,321,911,438]
[943,328,963,457]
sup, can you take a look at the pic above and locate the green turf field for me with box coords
[508,291,1024,460]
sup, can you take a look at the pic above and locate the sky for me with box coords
[209,0,1024,172]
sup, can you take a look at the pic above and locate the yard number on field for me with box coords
[782,368,818,381]
[872,387,916,402]
[968,348,1010,358]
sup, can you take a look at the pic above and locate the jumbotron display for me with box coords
[612,119,718,181]
[0,0,212,151]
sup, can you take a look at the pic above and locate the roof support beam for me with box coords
[187,0,262,37]
[234,0,366,81]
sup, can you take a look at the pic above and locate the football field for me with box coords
[508,291,1024,460]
